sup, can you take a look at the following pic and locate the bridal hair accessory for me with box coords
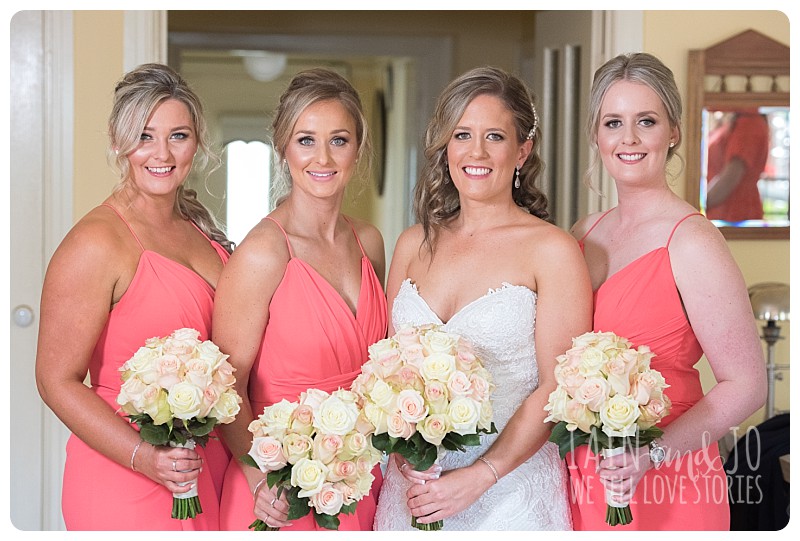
[527,103,539,140]
[514,167,521,189]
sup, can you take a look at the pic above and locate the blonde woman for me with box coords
[36,63,232,530]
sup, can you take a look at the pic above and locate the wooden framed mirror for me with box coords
[685,30,789,240]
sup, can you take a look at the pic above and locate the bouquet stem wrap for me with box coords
[600,446,633,526]
[170,439,203,519]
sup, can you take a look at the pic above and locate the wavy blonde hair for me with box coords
[414,66,547,253]
[107,63,232,253]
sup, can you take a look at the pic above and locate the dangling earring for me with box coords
[514,167,521,189]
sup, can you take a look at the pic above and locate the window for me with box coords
[225,140,271,246]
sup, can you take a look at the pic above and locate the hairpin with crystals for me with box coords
[527,103,539,140]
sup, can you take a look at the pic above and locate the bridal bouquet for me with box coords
[351,323,497,531]
[117,328,242,519]
[241,388,382,531]
[543,331,671,526]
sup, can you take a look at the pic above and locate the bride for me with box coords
[373,67,592,531]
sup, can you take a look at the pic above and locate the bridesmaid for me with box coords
[214,68,387,531]
[35,63,232,530]
[568,53,766,530]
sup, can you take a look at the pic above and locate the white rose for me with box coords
[248,436,288,472]
[599,394,641,437]
[167,381,203,420]
[387,410,414,439]
[142,384,171,425]
[154,353,182,390]
[312,433,344,464]
[163,328,201,359]
[421,328,458,355]
[478,399,493,432]
[417,413,449,446]
[121,346,160,384]
[314,395,359,436]
[396,389,428,423]
[291,458,329,498]
[310,483,345,515]
[184,357,214,390]
[262,399,297,437]
[327,459,357,482]
[447,370,473,397]
[283,433,314,464]
[574,377,611,412]
[368,338,397,362]
[543,386,570,424]
[368,379,397,411]
[395,325,422,348]
[117,376,148,413]
[421,352,456,382]
[363,402,389,434]
[447,396,479,435]
[210,389,241,424]
[195,340,227,370]
[578,346,606,377]
[212,358,237,388]
[340,431,369,460]
[299,388,329,410]
[564,399,599,433]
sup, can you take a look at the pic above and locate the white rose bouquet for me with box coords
[350,323,497,531]
[241,388,382,531]
[543,330,671,526]
[117,328,242,519]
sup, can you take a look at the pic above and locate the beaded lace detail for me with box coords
[373,279,572,530]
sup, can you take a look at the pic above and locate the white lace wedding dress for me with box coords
[373,279,572,531]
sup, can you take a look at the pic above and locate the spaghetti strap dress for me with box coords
[567,209,730,530]
[61,204,231,530]
[219,216,387,531]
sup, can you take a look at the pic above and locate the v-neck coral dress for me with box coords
[567,210,730,530]
[219,216,387,531]
[61,204,231,530]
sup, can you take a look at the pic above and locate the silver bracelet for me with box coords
[252,477,268,498]
[130,440,144,472]
[477,456,499,484]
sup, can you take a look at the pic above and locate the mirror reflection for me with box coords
[701,106,790,227]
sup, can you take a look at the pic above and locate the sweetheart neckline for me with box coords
[399,278,536,326]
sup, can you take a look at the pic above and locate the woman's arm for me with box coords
[598,216,767,503]
[35,216,201,492]
[211,220,293,526]
[407,227,593,524]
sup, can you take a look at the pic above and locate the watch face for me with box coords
[651,447,666,462]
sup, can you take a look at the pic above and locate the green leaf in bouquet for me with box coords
[413,443,438,471]
[548,421,591,459]
[239,453,260,470]
[186,417,217,439]
[139,421,170,446]
[371,433,394,453]
[267,468,291,488]
[285,486,312,521]
[636,426,664,444]
[340,502,357,515]
[313,511,340,530]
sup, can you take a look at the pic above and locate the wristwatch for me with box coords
[649,440,666,469]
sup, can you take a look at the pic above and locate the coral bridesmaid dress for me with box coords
[61,204,231,530]
[219,216,387,531]
[568,210,730,531]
